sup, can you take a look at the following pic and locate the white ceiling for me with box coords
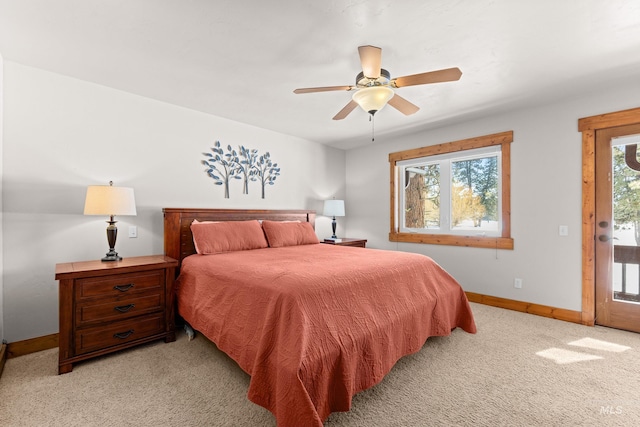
[1,0,640,149]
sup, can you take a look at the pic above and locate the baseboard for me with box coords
[0,343,7,378]
[7,333,59,359]
[466,292,583,325]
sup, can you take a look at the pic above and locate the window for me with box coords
[389,131,514,249]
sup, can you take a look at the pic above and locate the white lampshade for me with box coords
[84,184,137,216]
[323,199,345,217]
[352,86,394,115]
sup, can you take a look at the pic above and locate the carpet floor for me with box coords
[1,303,639,426]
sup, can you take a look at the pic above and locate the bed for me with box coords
[163,208,476,426]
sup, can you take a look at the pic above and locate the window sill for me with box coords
[389,232,514,250]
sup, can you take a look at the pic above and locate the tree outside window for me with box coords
[451,156,498,231]
[613,144,640,245]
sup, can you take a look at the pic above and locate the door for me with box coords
[595,123,640,332]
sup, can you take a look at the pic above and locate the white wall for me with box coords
[345,76,640,312]
[0,53,4,342]
[2,62,346,342]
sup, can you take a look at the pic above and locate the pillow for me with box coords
[261,220,320,248]
[191,220,268,254]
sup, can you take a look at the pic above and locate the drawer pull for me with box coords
[114,304,135,313]
[113,283,134,292]
[113,329,134,339]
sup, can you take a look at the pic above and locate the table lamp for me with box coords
[323,199,345,240]
[84,181,137,261]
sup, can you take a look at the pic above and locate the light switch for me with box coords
[128,226,137,238]
[559,225,569,236]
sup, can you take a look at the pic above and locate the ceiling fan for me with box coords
[294,45,462,120]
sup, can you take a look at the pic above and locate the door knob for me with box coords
[598,235,619,242]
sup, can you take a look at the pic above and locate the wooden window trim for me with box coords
[389,131,514,250]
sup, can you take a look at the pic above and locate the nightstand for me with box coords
[55,255,178,374]
[322,238,367,248]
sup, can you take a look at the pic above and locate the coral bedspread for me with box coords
[177,244,476,426]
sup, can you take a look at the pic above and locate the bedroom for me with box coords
[1,0,640,425]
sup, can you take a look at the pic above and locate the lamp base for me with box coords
[331,216,338,239]
[102,218,122,262]
[101,251,122,262]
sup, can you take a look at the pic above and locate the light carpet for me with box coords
[1,303,639,426]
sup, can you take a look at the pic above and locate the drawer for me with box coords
[76,270,164,300]
[76,293,163,326]
[75,314,165,355]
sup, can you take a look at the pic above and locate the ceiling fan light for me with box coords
[352,86,394,115]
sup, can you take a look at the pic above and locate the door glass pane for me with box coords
[612,138,640,303]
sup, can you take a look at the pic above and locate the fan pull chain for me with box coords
[370,113,375,142]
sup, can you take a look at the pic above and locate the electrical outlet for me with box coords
[514,278,523,289]
[128,226,137,238]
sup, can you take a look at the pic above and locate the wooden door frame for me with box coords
[578,106,640,326]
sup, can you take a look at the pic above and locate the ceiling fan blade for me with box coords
[332,100,359,120]
[388,94,420,115]
[294,85,353,94]
[392,67,462,88]
[358,45,382,79]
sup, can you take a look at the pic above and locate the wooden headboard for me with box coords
[163,208,316,266]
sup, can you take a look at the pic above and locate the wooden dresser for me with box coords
[55,255,178,374]
[322,238,368,248]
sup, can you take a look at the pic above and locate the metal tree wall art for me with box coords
[255,152,281,199]
[235,145,259,194]
[203,141,236,199]
[203,141,280,199]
